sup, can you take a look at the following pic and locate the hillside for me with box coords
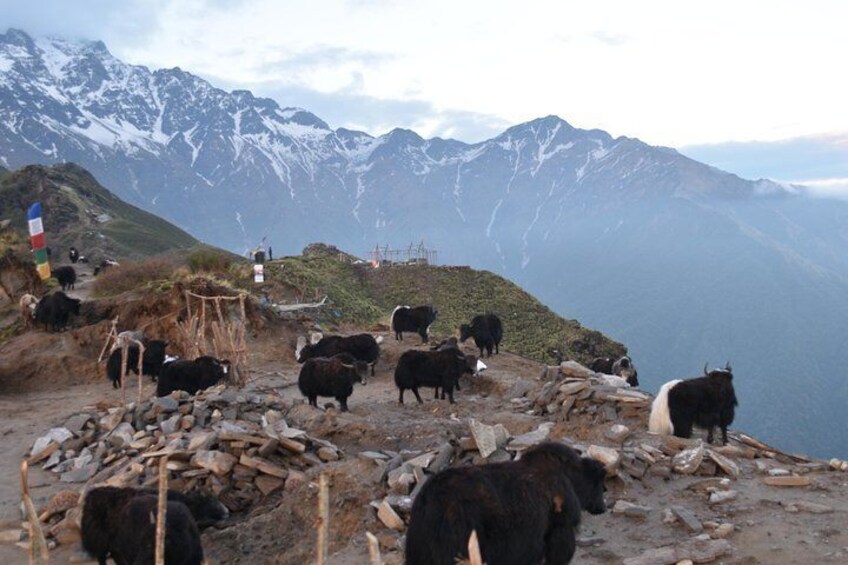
[0,163,200,262]
[250,244,625,363]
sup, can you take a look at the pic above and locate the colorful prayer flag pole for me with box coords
[27,202,51,280]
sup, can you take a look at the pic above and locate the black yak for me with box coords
[298,353,368,412]
[69,247,79,264]
[405,442,607,565]
[106,340,169,389]
[391,305,437,342]
[81,486,220,565]
[649,363,738,445]
[296,333,381,375]
[52,265,77,291]
[459,313,503,357]
[156,356,231,397]
[33,291,81,332]
[394,348,476,404]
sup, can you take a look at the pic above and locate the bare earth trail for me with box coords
[1,322,847,563]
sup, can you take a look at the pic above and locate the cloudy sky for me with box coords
[2,0,846,189]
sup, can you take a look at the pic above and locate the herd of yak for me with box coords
[16,261,739,564]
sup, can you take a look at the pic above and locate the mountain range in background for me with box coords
[2,28,847,457]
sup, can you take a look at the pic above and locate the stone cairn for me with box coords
[21,385,342,552]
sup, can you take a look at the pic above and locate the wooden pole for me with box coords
[467,530,483,565]
[97,317,119,363]
[21,461,49,564]
[317,473,329,565]
[365,531,382,565]
[154,456,168,565]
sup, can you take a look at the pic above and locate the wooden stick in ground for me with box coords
[97,317,119,363]
[155,456,169,565]
[467,530,483,565]
[317,473,329,565]
[365,531,382,565]
[20,461,49,564]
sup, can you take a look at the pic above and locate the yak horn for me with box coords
[340,363,355,369]
[725,361,732,372]
[703,362,709,375]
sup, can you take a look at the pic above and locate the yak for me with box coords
[391,305,437,342]
[82,486,206,565]
[296,333,381,375]
[649,363,738,445]
[459,314,503,357]
[33,291,81,332]
[156,356,231,397]
[589,355,639,387]
[297,353,369,412]
[405,442,607,565]
[106,340,168,389]
[52,265,77,291]
[394,348,476,404]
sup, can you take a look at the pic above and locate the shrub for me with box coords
[92,258,178,296]
[187,249,232,274]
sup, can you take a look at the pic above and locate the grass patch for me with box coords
[188,248,234,274]
[91,258,180,297]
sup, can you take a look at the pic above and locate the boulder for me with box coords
[672,443,704,475]
[507,423,553,451]
[559,361,594,379]
[469,420,510,459]
[192,450,237,476]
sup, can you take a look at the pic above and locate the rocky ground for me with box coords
[1,309,848,564]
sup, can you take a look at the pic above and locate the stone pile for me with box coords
[528,361,653,425]
[23,385,342,550]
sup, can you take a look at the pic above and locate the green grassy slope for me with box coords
[261,247,626,363]
[0,163,199,261]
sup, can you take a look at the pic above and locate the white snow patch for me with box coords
[486,199,503,238]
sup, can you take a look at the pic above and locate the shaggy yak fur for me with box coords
[394,349,477,404]
[298,353,368,412]
[33,291,81,332]
[459,313,503,357]
[156,356,230,397]
[81,486,226,564]
[405,442,607,565]
[106,340,169,388]
[296,333,381,375]
[390,305,438,342]
[649,364,738,444]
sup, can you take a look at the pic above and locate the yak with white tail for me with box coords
[391,305,437,343]
[649,363,738,445]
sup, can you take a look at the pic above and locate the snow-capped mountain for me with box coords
[0,28,788,253]
[3,28,848,457]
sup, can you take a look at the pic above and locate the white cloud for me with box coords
[3,0,848,146]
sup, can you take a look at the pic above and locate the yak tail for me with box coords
[390,305,407,330]
[649,379,682,435]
